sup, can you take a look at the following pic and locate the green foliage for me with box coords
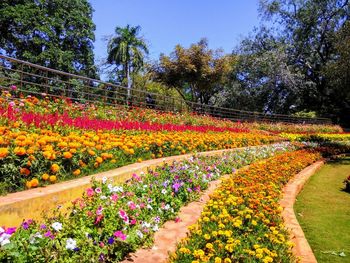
[222,0,349,123]
[153,38,234,104]
[292,111,317,118]
[0,0,97,77]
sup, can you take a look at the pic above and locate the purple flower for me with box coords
[40,224,47,229]
[73,247,80,252]
[172,182,181,193]
[99,253,105,262]
[187,187,193,192]
[44,231,54,239]
[5,227,16,235]
[107,237,114,244]
[154,216,160,223]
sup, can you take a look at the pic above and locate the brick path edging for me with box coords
[280,160,325,263]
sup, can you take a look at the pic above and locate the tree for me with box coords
[259,0,349,116]
[0,0,97,77]
[106,25,149,99]
[153,38,233,104]
[222,28,305,113]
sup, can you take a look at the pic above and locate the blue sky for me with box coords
[89,0,261,65]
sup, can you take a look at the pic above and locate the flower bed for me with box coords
[170,150,321,263]
[0,143,296,262]
[0,116,280,194]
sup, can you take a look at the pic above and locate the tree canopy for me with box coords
[106,24,149,97]
[0,0,96,77]
[219,0,349,123]
[153,38,234,104]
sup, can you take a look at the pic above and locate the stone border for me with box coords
[0,146,260,227]
[280,160,325,263]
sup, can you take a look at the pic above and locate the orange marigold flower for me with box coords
[88,150,95,156]
[96,157,103,164]
[20,167,31,176]
[30,178,39,187]
[73,169,81,176]
[51,164,60,173]
[63,151,73,159]
[0,148,9,158]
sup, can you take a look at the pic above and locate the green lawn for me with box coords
[294,156,350,263]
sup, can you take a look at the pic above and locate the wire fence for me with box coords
[0,54,332,124]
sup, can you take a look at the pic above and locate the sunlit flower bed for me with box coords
[0,90,247,131]
[0,89,342,134]
[0,143,296,262]
[281,133,350,142]
[170,150,321,263]
[0,115,280,194]
[250,122,343,134]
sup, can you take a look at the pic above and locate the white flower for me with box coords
[107,184,113,192]
[141,222,151,228]
[102,177,107,184]
[164,204,170,210]
[136,230,144,239]
[143,185,148,189]
[113,186,123,193]
[147,204,153,210]
[0,234,11,247]
[152,225,159,232]
[0,238,10,247]
[0,227,4,233]
[29,232,42,244]
[161,189,167,195]
[100,195,107,200]
[51,222,63,231]
[65,238,77,250]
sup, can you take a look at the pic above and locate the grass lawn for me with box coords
[294,156,350,263]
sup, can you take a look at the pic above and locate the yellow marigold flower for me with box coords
[96,157,103,164]
[214,257,222,263]
[63,151,73,159]
[224,258,232,263]
[49,175,57,183]
[205,243,213,250]
[204,234,211,240]
[51,164,60,173]
[110,159,117,163]
[42,173,49,181]
[26,180,32,189]
[14,147,26,156]
[73,169,81,176]
[0,148,9,158]
[88,149,95,156]
[263,256,273,263]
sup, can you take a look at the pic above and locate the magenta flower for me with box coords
[86,188,94,197]
[113,231,127,241]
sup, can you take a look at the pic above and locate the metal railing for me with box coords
[0,54,332,124]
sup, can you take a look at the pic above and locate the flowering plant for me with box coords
[0,143,295,262]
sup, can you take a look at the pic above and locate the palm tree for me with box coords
[107,25,149,99]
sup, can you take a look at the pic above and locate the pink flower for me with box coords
[130,219,137,225]
[128,201,137,210]
[10,85,17,91]
[86,188,94,197]
[110,194,118,202]
[113,230,127,241]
